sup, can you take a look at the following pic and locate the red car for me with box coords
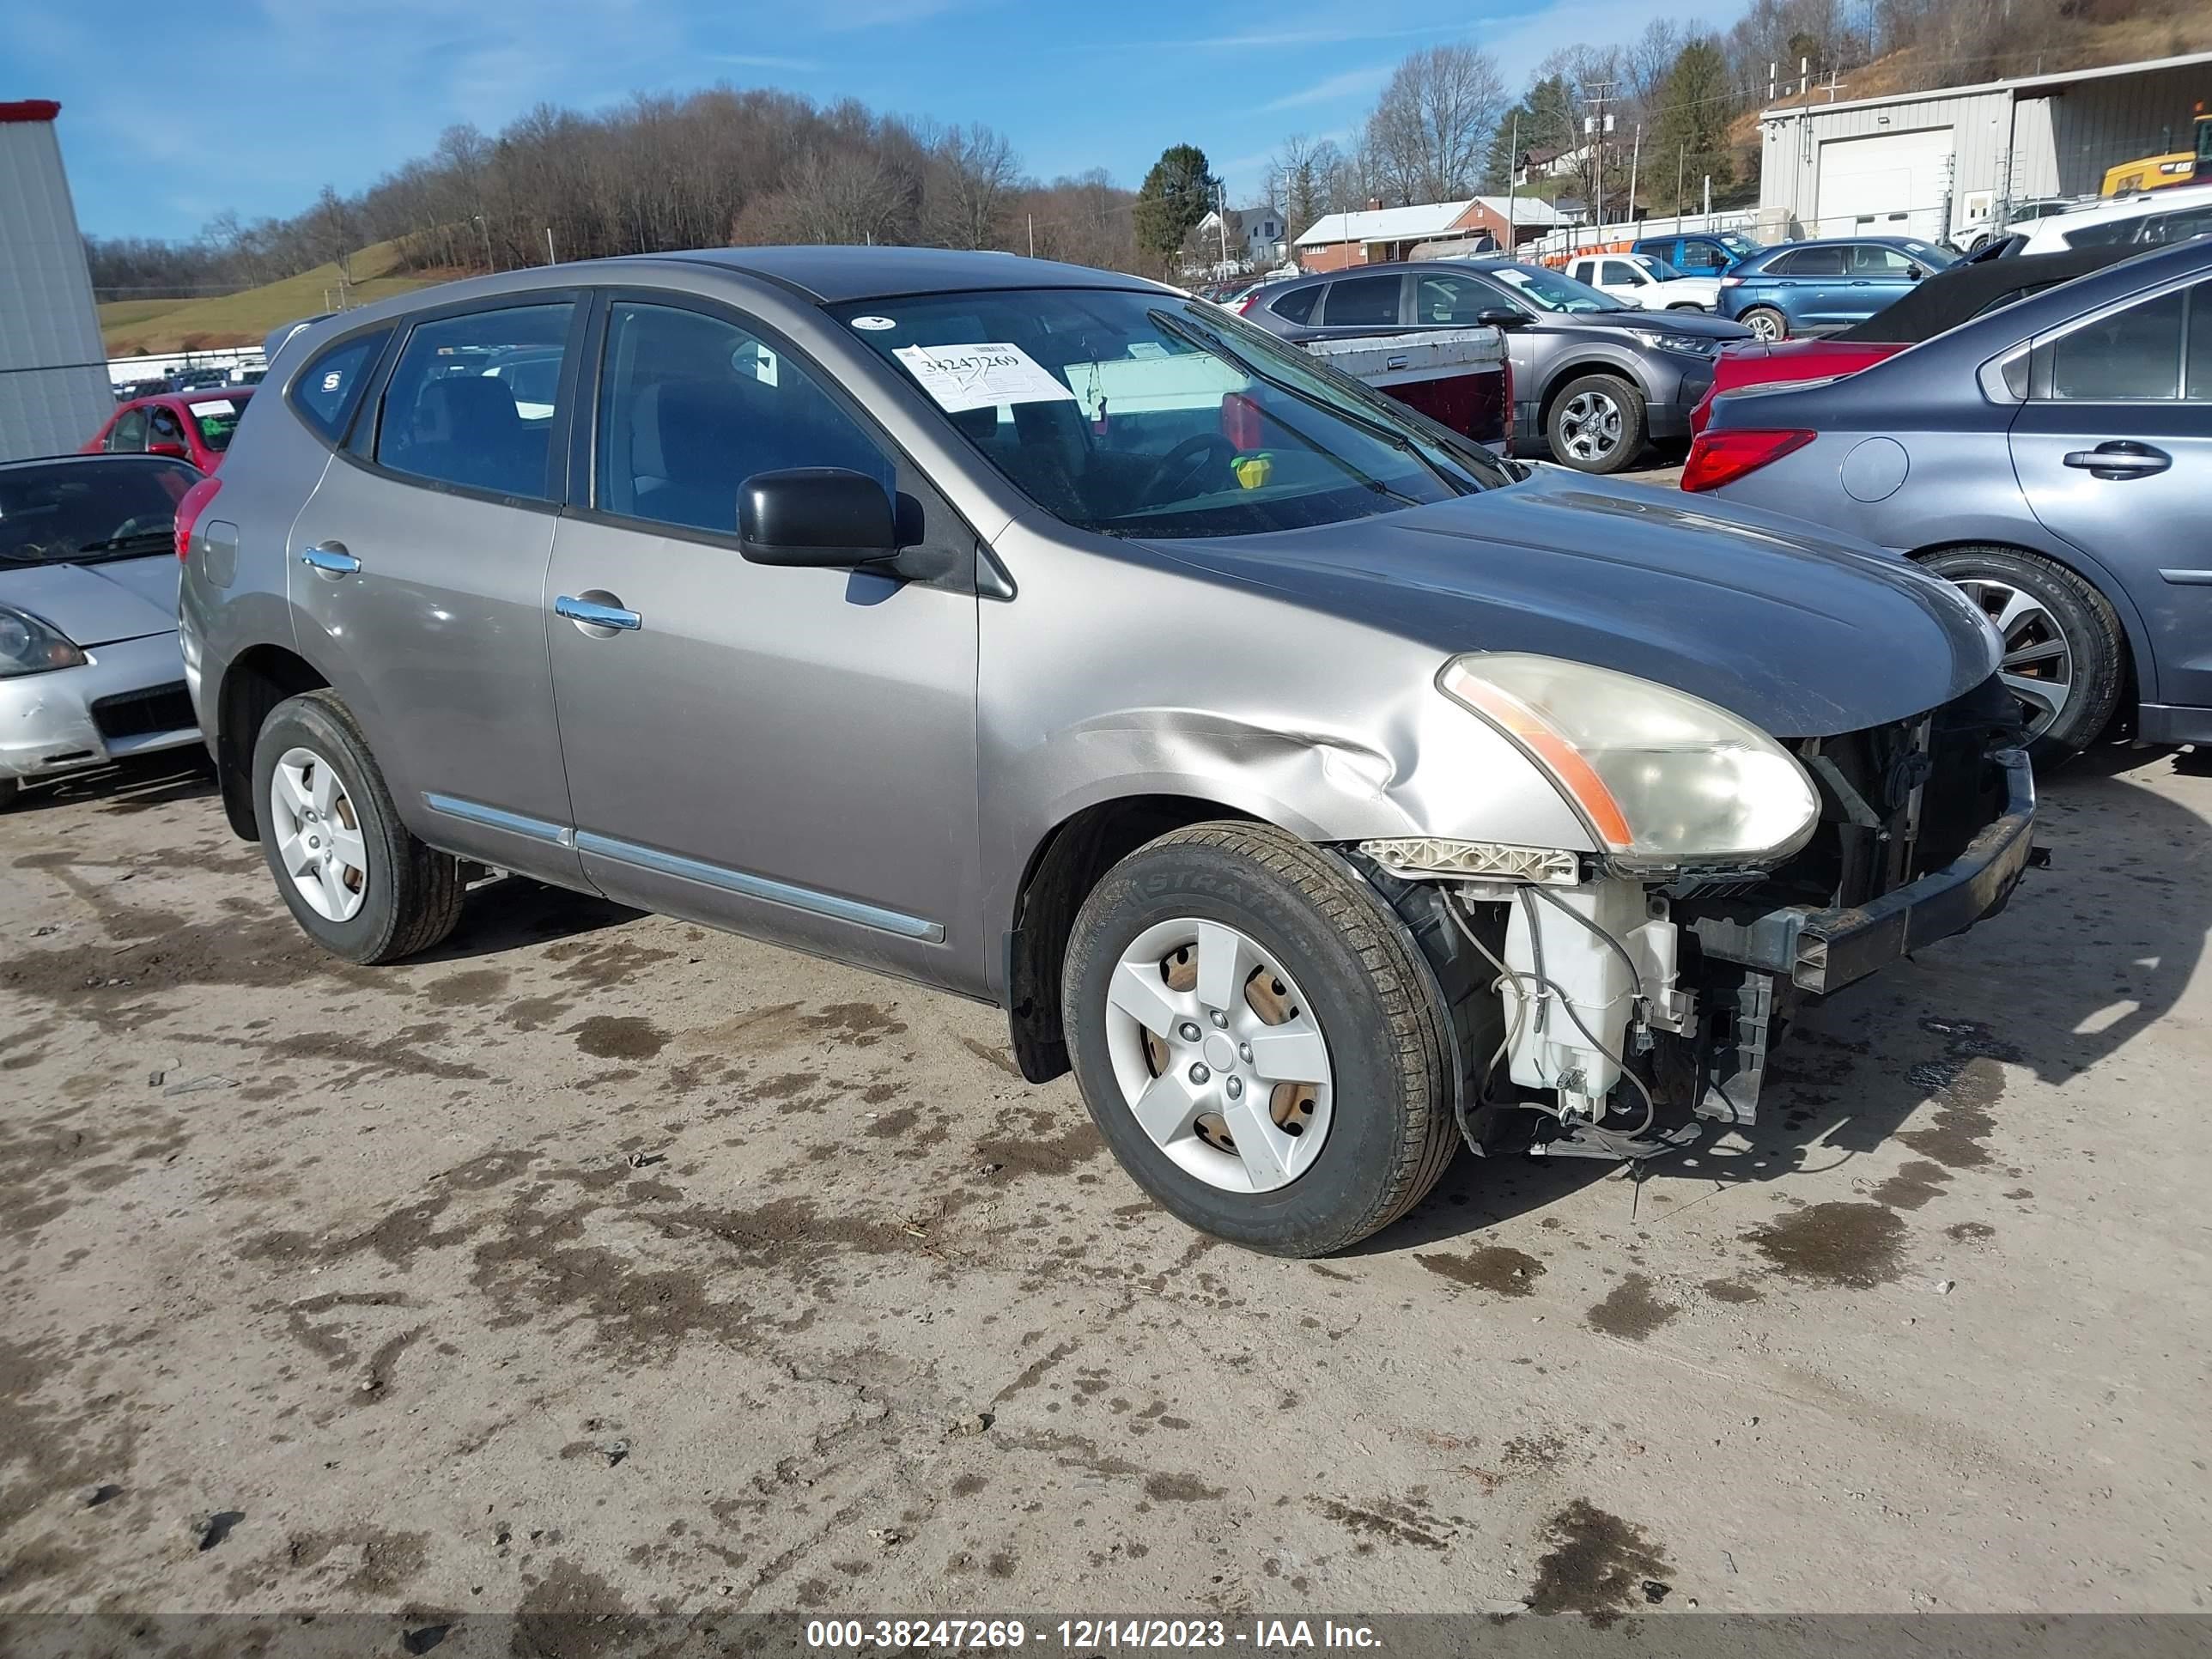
[1687,243,2140,434]
[86,388,254,472]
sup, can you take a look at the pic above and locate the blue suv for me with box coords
[1632,231,1765,276]
[1717,236,1957,340]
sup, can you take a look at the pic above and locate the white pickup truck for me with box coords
[1566,252,1718,313]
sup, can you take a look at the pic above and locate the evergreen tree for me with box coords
[1133,144,1218,269]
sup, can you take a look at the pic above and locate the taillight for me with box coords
[1237,293,1260,315]
[174,474,222,562]
[1680,428,1814,493]
[1719,274,1743,287]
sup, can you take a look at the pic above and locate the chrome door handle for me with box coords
[2063,443,2171,478]
[555,593,641,631]
[300,544,360,577]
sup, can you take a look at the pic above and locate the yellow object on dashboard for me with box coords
[1233,453,1274,489]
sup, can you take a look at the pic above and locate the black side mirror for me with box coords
[739,468,899,568]
[1476,307,1534,329]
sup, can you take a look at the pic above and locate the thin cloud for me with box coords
[1259,65,1389,112]
[708,52,826,70]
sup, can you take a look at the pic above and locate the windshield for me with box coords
[186,391,250,452]
[0,459,198,565]
[1638,256,1686,280]
[1480,264,1628,313]
[1903,240,1959,270]
[1718,232,1764,257]
[835,287,1516,538]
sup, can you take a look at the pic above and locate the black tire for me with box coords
[1544,373,1648,474]
[1741,306,1788,342]
[1062,822,1456,1257]
[1916,545,2126,763]
[251,690,463,964]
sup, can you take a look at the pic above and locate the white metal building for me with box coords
[0,100,112,463]
[1758,51,2212,246]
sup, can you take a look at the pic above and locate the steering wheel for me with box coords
[1136,432,1239,507]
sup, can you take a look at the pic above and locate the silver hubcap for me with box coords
[1557,391,1623,463]
[1102,918,1334,1195]
[1952,576,2075,739]
[270,746,369,922]
[1748,311,1783,340]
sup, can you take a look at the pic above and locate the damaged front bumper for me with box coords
[1682,747,2036,995]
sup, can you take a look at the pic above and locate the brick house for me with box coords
[1292,197,1571,270]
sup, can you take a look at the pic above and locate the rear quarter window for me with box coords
[289,328,392,443]
[1268,285,1322,325]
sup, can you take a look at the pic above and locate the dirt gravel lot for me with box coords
[3,730,2209,1627]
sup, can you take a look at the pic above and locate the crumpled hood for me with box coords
[0,555,179,648]
[1145,466,1998,738]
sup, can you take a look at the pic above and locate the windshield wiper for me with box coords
[1149,309,1484,496]
[70,531,176,555]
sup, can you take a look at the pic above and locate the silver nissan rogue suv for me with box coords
[179,247,2035,1256]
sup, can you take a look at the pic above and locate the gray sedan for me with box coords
[1688,236,2212,759]
[0,454,204,807]
[1242,258,1753,472]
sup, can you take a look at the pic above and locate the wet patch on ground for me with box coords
[1525,1499,1673,1626]
[567,1015,668,1061]
[1584,1273,1678,1340]
[1747,1202,1906,1289]
[1415,1244,1545,1297]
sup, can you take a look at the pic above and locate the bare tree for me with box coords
[922,123,1020,249]
[1363,45,1507,204]
[1264,133,1344,242]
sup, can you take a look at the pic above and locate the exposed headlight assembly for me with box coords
[1632,330,1715,355]
[1438,653,1819,871]
[0,605,88,679]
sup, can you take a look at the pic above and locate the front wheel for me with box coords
[1545,374,1647,474]
[1741,306,1788,342]
[1916,546,2126,762]
[1062,823,1457,1256]
[251,690,465,963]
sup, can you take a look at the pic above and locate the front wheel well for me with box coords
[216,646,329,840]
[1535,363,1639,430]
[1004,795,1257,1084]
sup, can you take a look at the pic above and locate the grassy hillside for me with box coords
[102,240,451,357]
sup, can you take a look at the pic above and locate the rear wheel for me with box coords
[1063,823,1456,1256]
[252,690,464,963]
[1917,545,2125,761]
[1545,374,1647,474]
[1741,307,1788,342]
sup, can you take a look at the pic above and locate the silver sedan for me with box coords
[0,453,204,807]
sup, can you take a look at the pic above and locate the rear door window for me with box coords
[1773,247,1846,276]
[2041,289,2185,401]
[1322,274,1403,327]
[1267,285,1322,325]
[2136,205,2212,247]
[375,304,575,501]
[291,328,392,442]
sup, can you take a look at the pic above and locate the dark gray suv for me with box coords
[179,247,2034,1258]
[1243,259,1753,472]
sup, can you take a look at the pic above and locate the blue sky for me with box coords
[12,0,1745,242]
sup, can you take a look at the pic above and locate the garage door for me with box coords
[1814,128,1955,241]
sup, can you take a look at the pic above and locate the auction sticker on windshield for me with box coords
[894,343,1075,413]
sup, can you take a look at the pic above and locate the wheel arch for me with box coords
[1534,358,1646,432]
[214,644,330,840]
[1003,793,1261,1085]
[1909,536,2154,712]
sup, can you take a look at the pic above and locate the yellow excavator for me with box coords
[2100,105,2212,195]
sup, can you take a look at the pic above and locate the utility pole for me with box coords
[1627,124,1642,231]
[1504,109,1520,253]
[1674,143,1686,233]
[545,227,556,264]
[1027,213,1035,258]
[1217,181,1231,269]
[1581,84,1615,229]
[472,214,493,273]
